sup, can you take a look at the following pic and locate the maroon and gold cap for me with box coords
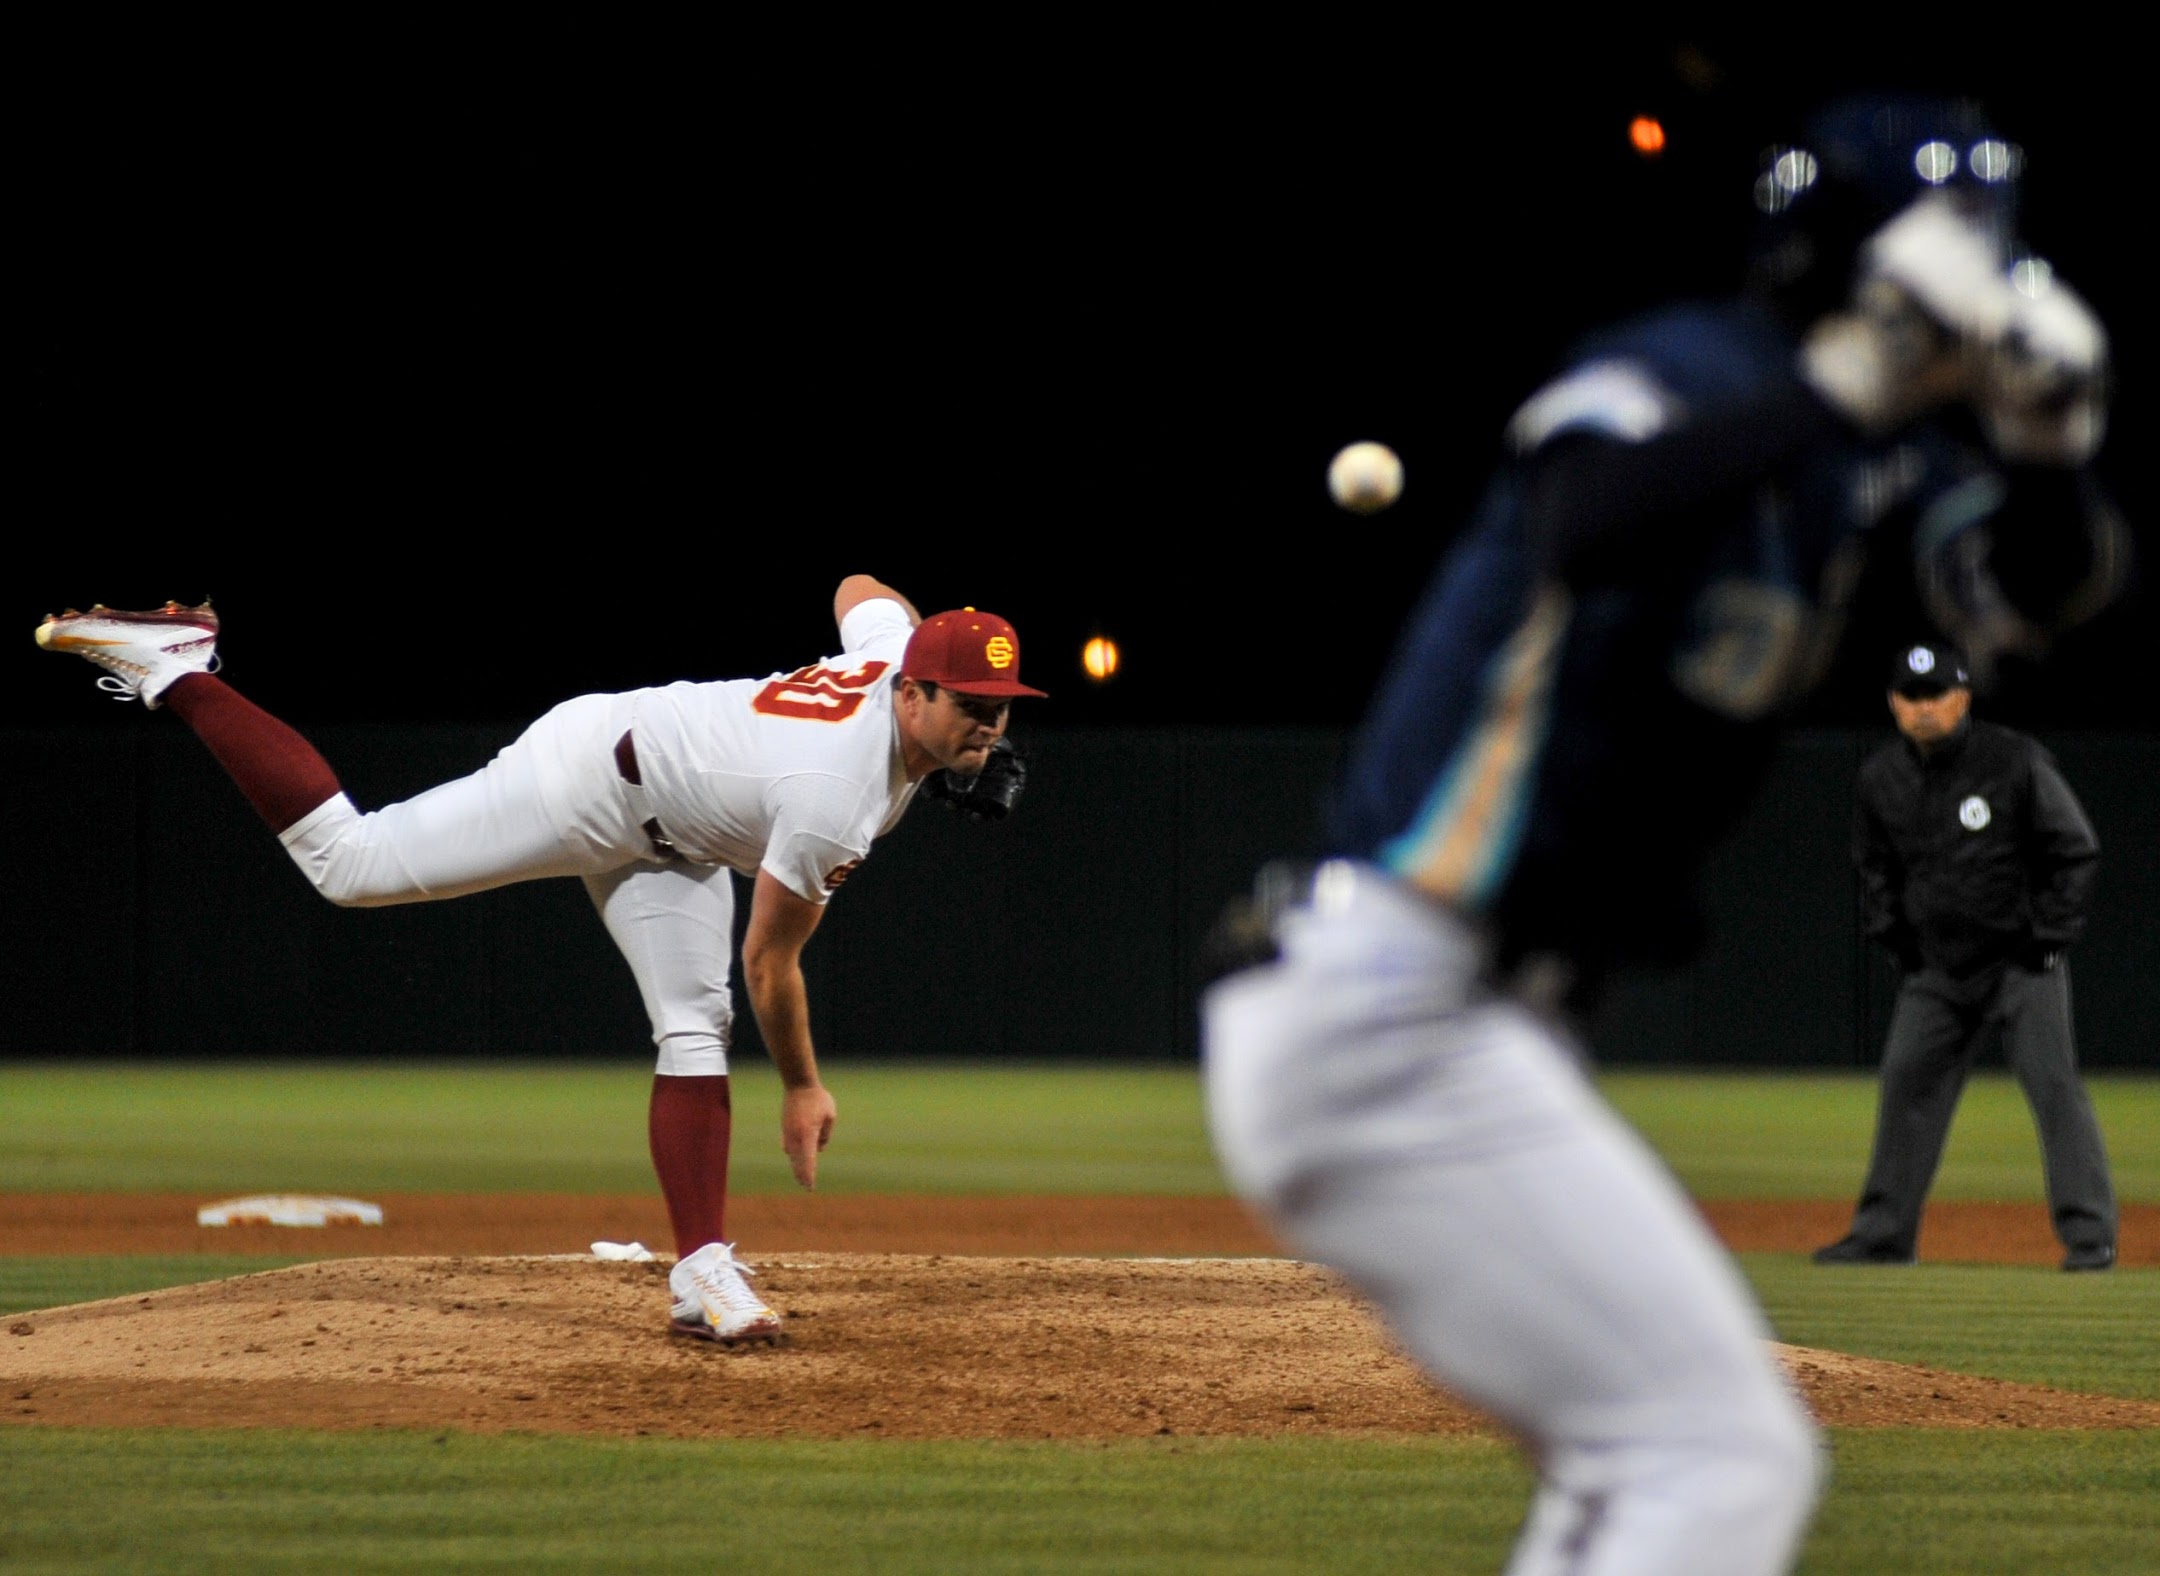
[902,609,1048,698]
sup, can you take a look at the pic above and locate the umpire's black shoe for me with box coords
[2062,1244,2116,1272]
[1811,1236,1917,1266]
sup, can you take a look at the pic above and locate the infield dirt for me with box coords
[5,1194,2157,1440]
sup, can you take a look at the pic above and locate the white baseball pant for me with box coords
[1202,862,1822,1576]
[273,691,736,1076]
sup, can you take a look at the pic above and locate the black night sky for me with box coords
[24,27,2160,736]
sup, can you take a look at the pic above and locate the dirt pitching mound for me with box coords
[8,1254,2156,1441]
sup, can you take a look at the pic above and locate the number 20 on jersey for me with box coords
[751,661,892,722]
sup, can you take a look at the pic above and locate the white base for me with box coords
[197,1194,385,1227]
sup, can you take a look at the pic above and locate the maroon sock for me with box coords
[649,1073,732,1259]
[160,673,345,834]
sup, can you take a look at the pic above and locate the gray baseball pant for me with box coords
[1845,961,2116,1258]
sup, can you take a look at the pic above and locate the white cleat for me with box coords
[37,601,221,709]
[667,1241,783,1347]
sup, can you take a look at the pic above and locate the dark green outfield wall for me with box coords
[7,724,2155,1069]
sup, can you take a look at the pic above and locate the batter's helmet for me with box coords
[1748,94,2024,322]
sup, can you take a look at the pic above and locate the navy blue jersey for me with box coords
[1324,297,2083,993]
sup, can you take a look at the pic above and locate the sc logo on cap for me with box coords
[1907,646,1936,675]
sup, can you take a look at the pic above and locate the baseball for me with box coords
[1327,441,1404,514]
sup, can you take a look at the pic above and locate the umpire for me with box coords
[1816,642,2117,1271]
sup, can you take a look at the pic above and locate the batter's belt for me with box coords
[1201,860,1531,1003]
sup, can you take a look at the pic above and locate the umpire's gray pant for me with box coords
[1846,960,2116,1257]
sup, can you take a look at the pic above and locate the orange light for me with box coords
[1629,115,1666,156]
[1082,636,1120,682]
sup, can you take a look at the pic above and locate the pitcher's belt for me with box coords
[614,729,682,862]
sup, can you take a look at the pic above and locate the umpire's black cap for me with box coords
[1889,642,1970,696]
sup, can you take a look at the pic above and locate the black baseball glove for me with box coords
[923,736,1027,822]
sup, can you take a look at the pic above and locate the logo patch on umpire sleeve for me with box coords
[1959,795,1992,831]
[824,858,863,891]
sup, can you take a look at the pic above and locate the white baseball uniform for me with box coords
[1204,864,1823,1576]
[274,598,921,1075]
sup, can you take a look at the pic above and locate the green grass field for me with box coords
[3,1061,2155,1574]
[7,1061,2157,1200]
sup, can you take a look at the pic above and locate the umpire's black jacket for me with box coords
[1854,719,2100,979]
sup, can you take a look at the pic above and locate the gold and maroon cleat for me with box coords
[36,600,221,708]
[666,1242,785,1347]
